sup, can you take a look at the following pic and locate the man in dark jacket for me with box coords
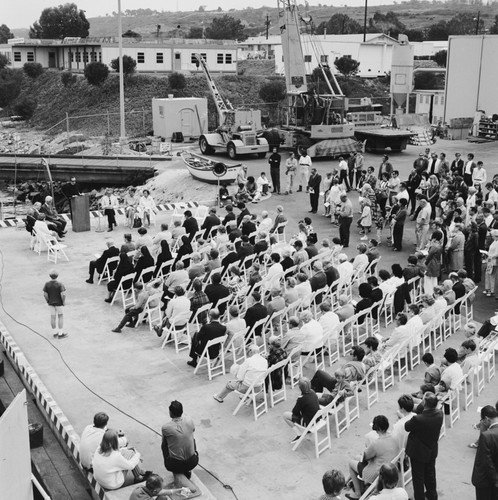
[183,210,199,240]
[201,207,221,239]
[471,405,498,500]
[244,291,268,337]
[308,168,322,214]
[187,309,227,367]
[204,273,230,313]
[236,202,251,227]
[268,147,281,194]
[86,240,119,284]
[405,392,443,500]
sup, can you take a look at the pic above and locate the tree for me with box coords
[259,80,286,104]
[29,3,90,39]
[168,72,186,91]
[433,50,447,67]
[0,24,14,43]
[0,68,22,107]
[61,71,77,87]
[490,15,498,35]
[186,26,204,38]
[122,29,141,39]
[426,21,449,41]
[0,54,9,70]
[204,15,245,40]
[316,14,362,35]
[84,62,109,86]
[403,29,425,42]
[23,62,44,78]
[14,97,37,119]
[334,56,360,78]
[110,55,137,76]
[369,11,406,36]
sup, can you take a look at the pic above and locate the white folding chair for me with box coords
[288,346,303,388]
[291,403,331,458]
[46,237,69,264]
[267,358,289,407]
[233,374,268,421]
[137,265,156,286]
[161,314,191,352]
[135,293,162,330]
[110,273,136,309]
[193,335,228,380]
[224,327,249,365]
[98,255,119,285]
[157,258,175,279]
[274,221,287,243]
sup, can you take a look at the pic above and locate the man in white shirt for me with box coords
[460,339,479,375]
[164,262,189,297]
[100,188,119,232]
[406,304,425,344]
[213,344,268,401]
[319,301,340,340]
[464,153,477,186]
[166,286,191,326]
[281,316,306,354]
[485,182,498,207]
[338,156,350,191]
[225,305,246,345]
[436,348,463,394]
[263,253,284,291]
[298,149,312,192]
[80,412,128,470]
[152,223,172,251]
[258,210,273,235]
[392,395,416,450]
[378,269,396,296]
[416,198,432,251]
[384,313,412,349]
[337,253,354,282]
[472,161,487,188]
[299,310,324,354]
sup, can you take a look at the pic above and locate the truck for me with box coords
[193,54,269,159]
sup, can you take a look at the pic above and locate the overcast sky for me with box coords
[5,0,393,30]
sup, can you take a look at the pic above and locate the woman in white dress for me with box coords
[138,189,157,227]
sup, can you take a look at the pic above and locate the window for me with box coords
[217,53,224,64]
[304,55,312,62]
[83,51,89,62]
[90,51,97,62]
[156,52,163,64]
[69,51,73,62]
[425,96,430,104]
[419,95,423,104]
[98,52,102,62]
[320,55,328,63]
[75,51,81,62]
[191,53,197,64]
[434,95,438,105]
[225,53,232,64]
[159,106,164,117]
[14,51,21,62]
[440,96,444,106]
[27,51,34,62]
[137,52,145,63]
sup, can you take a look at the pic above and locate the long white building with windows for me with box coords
[0,37,238,74]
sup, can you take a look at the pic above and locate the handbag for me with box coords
[133,216,142,228]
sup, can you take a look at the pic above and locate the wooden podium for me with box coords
[71,194,91,232]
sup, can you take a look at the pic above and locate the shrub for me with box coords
[84,62,109,86]
[334,56,360,78]
[110,55,137,76]
[0,68,22,107]
[13,97,37,119]
[61,71,77,87]
[259,80,287,104]
[23,62,44,78]
[168,72,186,91]
[0,54,9,70]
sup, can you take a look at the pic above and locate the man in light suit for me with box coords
[471,405,498,500]
[405,392,443,500]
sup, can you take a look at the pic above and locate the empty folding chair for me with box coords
[45,236,69,264]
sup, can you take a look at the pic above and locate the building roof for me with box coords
[240,33,398,46]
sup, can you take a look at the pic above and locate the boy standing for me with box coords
[43,270,67,339]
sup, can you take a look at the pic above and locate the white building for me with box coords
[0,37,238,74]
[414,90,445,124]
[239,33,399,78]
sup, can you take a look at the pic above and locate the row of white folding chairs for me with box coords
[31,228,69,264]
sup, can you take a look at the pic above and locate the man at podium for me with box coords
[62,176,82,221]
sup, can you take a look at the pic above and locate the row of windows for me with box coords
[135,52,232,65]
[418,95,445,105]
[69,51,101,63]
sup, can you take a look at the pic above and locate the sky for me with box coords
[5,0,394,30]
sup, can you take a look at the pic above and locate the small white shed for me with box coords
[152,96,208,142]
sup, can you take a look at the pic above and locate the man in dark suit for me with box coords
[244,291,268,337]
[221,243,239,271]
[204,273,230,313]
[182,210,199,240]
[222,204,236,227]
[241,215,257,241]
[471,405,498,500]
[86,240,119,284]
[450,152,464,177]
[201,207,221,239]
[236,202,251,227]
[308,168,321,214]
[187,309,227,367]
[405,392,443,500]
[236,235,254,263]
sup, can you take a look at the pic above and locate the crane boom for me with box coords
[193,53,233,127]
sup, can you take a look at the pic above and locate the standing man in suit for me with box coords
[268,147,281,194]
[62,176,82,222]
[405,392,443,500]
[471,405,498,500]
[450,152,464,177]
[187,309,226,367]
[464,153,477,187]
[308,168,321,214]
[378,154,393,180]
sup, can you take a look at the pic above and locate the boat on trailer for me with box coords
[181,151,242,184]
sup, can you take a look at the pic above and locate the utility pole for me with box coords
[265,13,270,40]
[363,0,368,42]
[475,11,480,35]
[118,0,126,151]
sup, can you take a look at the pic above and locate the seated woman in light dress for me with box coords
[138,189,157,227]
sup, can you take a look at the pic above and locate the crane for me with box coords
[193,53,268,159]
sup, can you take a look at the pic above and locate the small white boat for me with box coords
[181,151,242,185]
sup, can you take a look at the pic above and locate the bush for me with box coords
[61,71,77,87]
[259,80,286,104]
[13,97,37,119]
[110,55,137,76]
[334,56,360,78]
[0,68,22,107]
[0,54,9,70]
[433,50,447,68]
[84,62,109,86]
[23,62,44,78]
[168,72,186,91]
